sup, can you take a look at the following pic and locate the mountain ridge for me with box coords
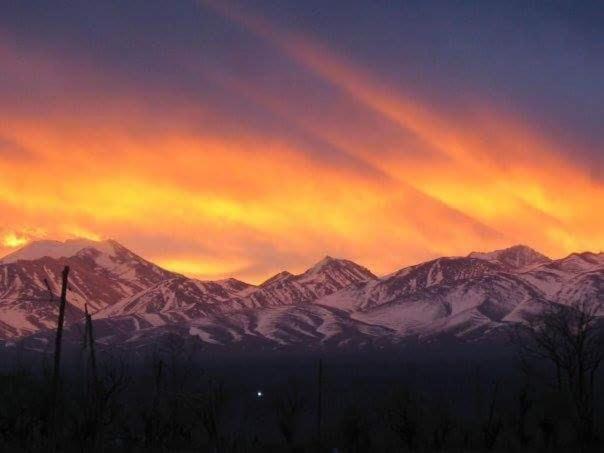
[1,239,602,349]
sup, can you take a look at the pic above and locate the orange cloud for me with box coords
[199,0,604,256]
[0,7,602,283]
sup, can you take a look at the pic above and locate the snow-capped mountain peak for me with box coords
[2,241,603,350]
[543,251,604,274]
[0,238,178,338]
[301,256,375,282]
[229,257,377,311]
[0,238,117,264]
[310,255,336,268]
[469,244,550,269]
[260,271,294,287]
[301,255,338,277]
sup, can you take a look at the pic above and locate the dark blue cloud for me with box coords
[1,0,602,171]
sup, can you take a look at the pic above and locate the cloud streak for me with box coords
[0,1,601,281]
[199,0,604,252]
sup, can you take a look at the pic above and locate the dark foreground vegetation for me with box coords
[1,301,603,452]
[0,348,601,451]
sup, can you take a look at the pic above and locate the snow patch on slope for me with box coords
[469,245,550,269]
[0,238,116,263]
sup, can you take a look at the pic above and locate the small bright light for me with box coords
[256,390,263,398]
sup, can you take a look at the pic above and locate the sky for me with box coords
[0,0,603,283]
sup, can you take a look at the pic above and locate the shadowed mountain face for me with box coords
[0,239,177,337]
[336,256,506,312]
[1,241,602,350]
[94,255,376,321]
[468,244,551,269]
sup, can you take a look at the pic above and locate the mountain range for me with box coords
[0,239,602,351]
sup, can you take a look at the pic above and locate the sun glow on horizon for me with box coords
[2,233,28,249]
[0,1,602,282]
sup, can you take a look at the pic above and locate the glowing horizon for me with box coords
[1,1,602,283]
[0,234,597,286]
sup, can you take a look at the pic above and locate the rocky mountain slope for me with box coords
[1,239,602,351]
[0,239,177,337]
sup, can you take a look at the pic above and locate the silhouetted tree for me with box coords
[384,388,422,450]
[515,299,604,446]
[481,380,503,450]
[339,405,371,453]
[514,386,534,448]
[272,380,307,450]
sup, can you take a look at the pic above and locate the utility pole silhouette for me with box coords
[52,266,70,403]
[83,303,99,390]
[317,358,323,448]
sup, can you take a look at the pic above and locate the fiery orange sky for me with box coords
[1,1,603,283]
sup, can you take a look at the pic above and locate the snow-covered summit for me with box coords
[260,271,293,287]
[0,238,117,264]
[305,255,337,273]
[0,238,178,338]
[469,244,550,269]
[299,256,375,283]
[541,251,604,274]
[1,240,603,347]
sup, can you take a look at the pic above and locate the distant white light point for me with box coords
[256,390,263,398]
